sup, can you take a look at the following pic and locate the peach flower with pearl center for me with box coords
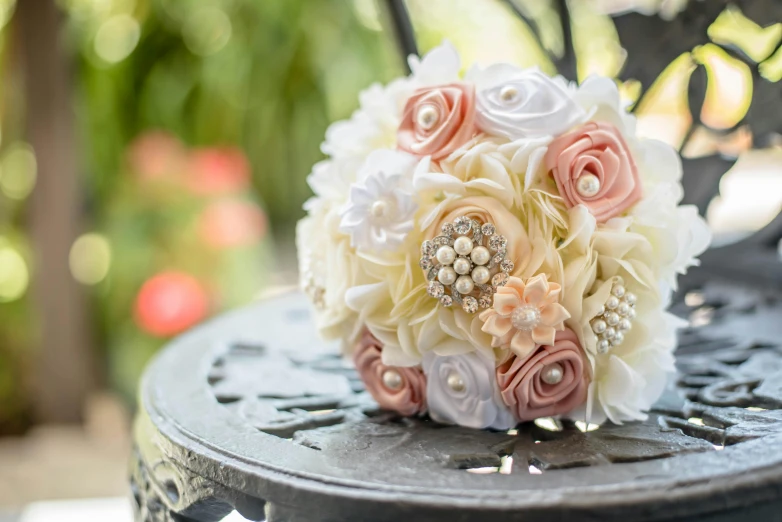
[397,83,476,160]
[479,274,570,358]
[353,329,427,416]
[545,121,642,223]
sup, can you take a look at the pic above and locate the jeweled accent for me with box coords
[419,214,511,313]
[541,363,564,385]
[576,173,601,198]
[590,277,637,353]
[511,305,541,331]
[416,103,439,130]
[446,371,466,392]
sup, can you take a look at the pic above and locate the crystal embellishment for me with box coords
[590,276,637,354]
[419,214,512,313]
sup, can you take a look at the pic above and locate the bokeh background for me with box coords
[0,0,780,519]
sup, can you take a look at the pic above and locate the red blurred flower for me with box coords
[198,199,267,248]
[185,147,251,195]
[134,272,209,337]
[127,131,187,183]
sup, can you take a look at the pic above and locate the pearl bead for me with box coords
[499,85,519,104]
[511,305,540,331]
[612,331,625,345]
[382,370,402,390]
[604,327,617,340]
[455,275,475,295]
[471,266,490,285]
[597,305,606,316]
[416,104,439,130]
[625,292,637,305]
[453,257,472,275]
[597,339,611,354]
[438,266,457,286]
[617,302,631,316]
[605,312,620,326]
[606,296,620,309]
[576,174,601,198]
[612,285,626,298]
[453,236,474,256]
[541,363,563,385]
[370,200,388,218]
[436,245,456,265]
[470,246,491,266]
[447,371,466,392]
[591,319,607,334]
[618,318,632,332]
[626,307,637,319]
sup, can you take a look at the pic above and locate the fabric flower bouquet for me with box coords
[297,42,710,429]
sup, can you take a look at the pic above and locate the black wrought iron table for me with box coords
[131,253,782,522]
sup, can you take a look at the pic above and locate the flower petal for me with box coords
[510,330,536,358]
[522,274,549,304]
[540,303,570,327]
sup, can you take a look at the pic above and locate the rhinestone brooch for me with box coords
[590,276,637,354]
[420,216,512,314]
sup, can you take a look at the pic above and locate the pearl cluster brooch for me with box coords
[420,216,513,314]
[590,277,637,354]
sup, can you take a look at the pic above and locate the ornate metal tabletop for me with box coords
[131,263,782,522]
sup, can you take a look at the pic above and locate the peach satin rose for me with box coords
[397,83,476,160]
[496,328,588,422]
[545,121,642,222]
[353,330,427,416]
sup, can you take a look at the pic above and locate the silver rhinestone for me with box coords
[382,370,403,390]
[489,253,504,268]
[427,281,445,298]
[488,235,507,252]
[500,259,514,273]
[454,216,472,235]
[440,294,453,307]
[421,240,436,256]
[492,272,509,287]
[419,257,433,270]
[462,296,479,313]
[478,294,493,308]
[441,222,455,236]
[541,363,563,385]
[481,223,495,236]
[606,296,620,309]
[433,235,452,247]
[591,319,607,335]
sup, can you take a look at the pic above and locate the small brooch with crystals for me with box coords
[590,276,637,354]
[420,215,513,314]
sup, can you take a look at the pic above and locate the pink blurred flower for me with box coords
[185,147,252,195]
[198,200,267,248]
[134,272,209,337]
[126,131,187,183]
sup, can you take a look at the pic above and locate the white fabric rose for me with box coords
[471,65,585,141]
[339,150,419,252]
[423,350,516,430]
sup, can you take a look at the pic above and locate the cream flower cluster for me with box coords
[297,42,710,428]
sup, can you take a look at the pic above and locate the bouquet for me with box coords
[297,42,710,429]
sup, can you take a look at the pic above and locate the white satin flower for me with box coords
[408,40,461,86]
[339,150,418,252]
[470,65,585,140]
[423,350,516,430]
[573,75,637,135]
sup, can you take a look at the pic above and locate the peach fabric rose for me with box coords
[545,121,642,222]
[353,329,427,416]
[479,274,570,358]
[496,328,588,422]
[397,83,477,160]
[426,196,531,276]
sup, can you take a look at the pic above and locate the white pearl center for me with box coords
[382,369,403,390]
[416,104,439,130]
[371,200,389,218]
[541,363,564,385]
[499,85,519,104]
[453,236,474,256]
[453,257,472,275]
[576,174,601,198]
[511,305,540,331]
[447,371,466,392]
